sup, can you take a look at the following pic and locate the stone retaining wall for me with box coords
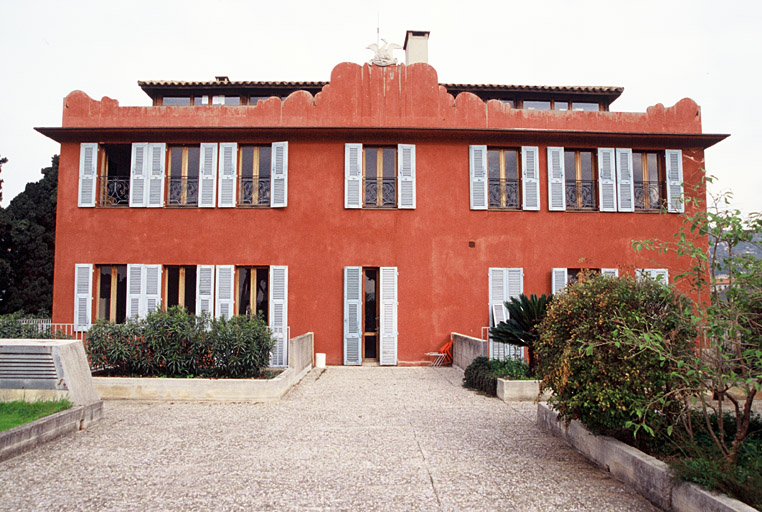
[537,403,756,512]
[451,333,488,370]
[0,401,103,462]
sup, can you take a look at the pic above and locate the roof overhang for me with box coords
[35,126,728,149]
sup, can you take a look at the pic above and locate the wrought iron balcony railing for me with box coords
[167,177,199,206]
[488,178,520,209]
[99,176,130,206]
[634,181,663,211]
[239,176,271,206]
[364,177,396,207]
[565,180,597,209]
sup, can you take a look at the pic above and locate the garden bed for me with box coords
[538,403,756,512]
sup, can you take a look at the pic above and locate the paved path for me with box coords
[0,368,657,511]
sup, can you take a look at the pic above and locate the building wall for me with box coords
[50,63,709,365]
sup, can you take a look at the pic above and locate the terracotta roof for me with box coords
[137,80,624,99]
[441,83,624,95]
[138,80,328,88]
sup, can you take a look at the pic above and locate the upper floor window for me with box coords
[487,149,521,209]
[239,146,271,207]
[470,146,539,211]
[564,149,597,210]
[98,144,131,206]
[167,145,201,206]
[364,147,397,208]
[632,151,664,211]
[163,97,191,106]
[345,144,416,209]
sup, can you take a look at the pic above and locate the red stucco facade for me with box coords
[42,62,723,365]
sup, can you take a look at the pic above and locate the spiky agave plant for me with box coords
[489,293,552,375]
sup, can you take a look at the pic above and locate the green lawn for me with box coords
[0,400,72,432]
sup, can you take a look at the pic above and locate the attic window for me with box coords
[163,97,191,106]
[215,76,230,82]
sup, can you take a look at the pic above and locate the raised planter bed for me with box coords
[94,364,311,401]
[496,378,550,402]
[537,403,756,512]
[0,401,103,462]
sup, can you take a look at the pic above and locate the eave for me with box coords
[35,126,728,149]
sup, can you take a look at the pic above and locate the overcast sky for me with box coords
[1,0,759,213]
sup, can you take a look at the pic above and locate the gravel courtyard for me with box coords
[0,367,657,511]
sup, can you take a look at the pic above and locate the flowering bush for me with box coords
[86,307,275,378]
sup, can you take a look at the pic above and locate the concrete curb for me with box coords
[537,403,756,512]
[94,364,313,401]
[496,379,550,402]
[0,401,103,463]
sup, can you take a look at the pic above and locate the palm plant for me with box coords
[489,293,552,375]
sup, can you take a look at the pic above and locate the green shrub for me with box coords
[0,313,56,338]
[670,412,762,509]
[86,307,275,378]
[463,356,530,396]
[535,272,696,438]
[489,293,552,375]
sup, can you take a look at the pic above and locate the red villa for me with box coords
[38,31,726,366]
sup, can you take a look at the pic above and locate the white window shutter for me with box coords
[78,143,98,208]
[379,267,398,366]
[547,147,566,211]
[73,264,93,331]
[345,143,363,208]
[616,148,635,212]
[144,264,162,315]
[552,268,568,295]
[198,143,218,207]
[129,143,148,207]
[215,265,235,319]
[217,143,238,208]
[397,144,416,209]
[469,145,488,210]
[146,144,166,207]
[269,265,288,367]
[270,142,288,208]
[196,265,215,316]
[506,268,523,299]
[343,267,362,365]
[597,148,617,212]
[665,149,684,213]
[521,146,540,211]
[126,264,143,319]
[489,268,505,327]
[639,268,669,283]
[601,268,619,278]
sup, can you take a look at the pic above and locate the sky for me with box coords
[1,0,760,213]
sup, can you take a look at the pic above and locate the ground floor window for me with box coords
[236,266,269,321]
[165,266,197,313]
[96,264,127,323]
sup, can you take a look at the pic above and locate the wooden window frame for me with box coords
[487,148,522,210]
[233,266,269,320]
[167,145,199,206]
[95,264,124,323]
[632,150,665,211]
[237,145,270,207]
[362,146,397,208]
[564,149,598,210]
[163,265,197,312]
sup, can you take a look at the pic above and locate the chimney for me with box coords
[404,30,430,65]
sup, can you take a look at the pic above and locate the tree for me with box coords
[631,177,762,465]
[0,154,7,203]
[0,155,58,315]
